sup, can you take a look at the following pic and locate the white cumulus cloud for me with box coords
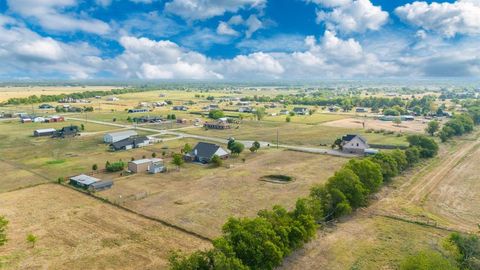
[312,0,389,33]
[165,0,266,20]
[395,0,480,37]
[7,0,111,34]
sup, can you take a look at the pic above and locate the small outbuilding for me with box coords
[33,128,56,137]
[104,130,138,143]
[110,136,150,151]
[69,174,113,191]
[128,158,163,173]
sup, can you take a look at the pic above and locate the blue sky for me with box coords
[0,0,478,80]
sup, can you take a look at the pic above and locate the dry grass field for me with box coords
[280,130,480,270]
[99,149,347,239]
[279,215,450,270]
[0,184,210,270]
[0,160,48,193]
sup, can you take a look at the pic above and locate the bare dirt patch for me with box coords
[0,184,210,270]
[322,117,429,134]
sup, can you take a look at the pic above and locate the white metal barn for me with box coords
[103,130,138,143]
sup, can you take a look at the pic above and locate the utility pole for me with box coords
[276,128,279,149]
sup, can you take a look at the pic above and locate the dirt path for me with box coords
[371,131,480,233]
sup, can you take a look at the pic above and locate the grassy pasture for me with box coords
[97,146,347,239]
[0,184,210,270]
[183,120,408,147]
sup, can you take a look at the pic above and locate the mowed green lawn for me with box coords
[183,120,408,147]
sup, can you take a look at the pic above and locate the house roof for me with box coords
[106,130,138,138]
[130,158,163,165]
[293,107,307,111]
[189,142,228,159]
[342,134,367,144]
[111,136,148,149]
[90,180,113,189]
[70,174,100,186]
[35,128,56,133]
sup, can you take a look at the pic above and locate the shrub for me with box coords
[400,251,458,270]
[211,155,223,167]
[106,161,125,172]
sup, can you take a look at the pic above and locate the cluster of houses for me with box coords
[59,97,91,103]
[104,130,151,151]
[21,115,65,123]
[204,117,231,129]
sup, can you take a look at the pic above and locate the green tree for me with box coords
[209,109,225,120]
[389,149,409,172]
[286,116,291,122]
[426,120,440,136]
[447,233,480,270]
[400,251,458,270]
[405,147,421,167]
[92,164,98,171]
[254,107,266,121]
[172,153,184,170]
[310,185,351,220]
[26,233,37,248]
[393,117,402,126]
[80,123,85,131]
[326,168,367,208]
[369,152,399,181]
[169,249,248,270]
[230,142,245,155]
[249,141,261,153]
[346,159,383,194]
[407,135,439,158]
[152,152,157,158]
[0,216,8,246]
[211,155,223,167]
[182,143,193,154]
[214,217,285,270]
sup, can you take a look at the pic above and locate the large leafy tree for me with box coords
[407,135,439,158]
[369,152,399,181]
[214,217,284,270]
[325,168,367,208]
[346,159,383,194]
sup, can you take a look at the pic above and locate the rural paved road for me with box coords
[66,117,356,158]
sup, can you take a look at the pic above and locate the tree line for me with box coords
[168,135,440,270]
[3,88,156,105]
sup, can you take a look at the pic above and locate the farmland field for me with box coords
[99,148,348,238]
[0,184,210,270]
[0,86,116,102]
